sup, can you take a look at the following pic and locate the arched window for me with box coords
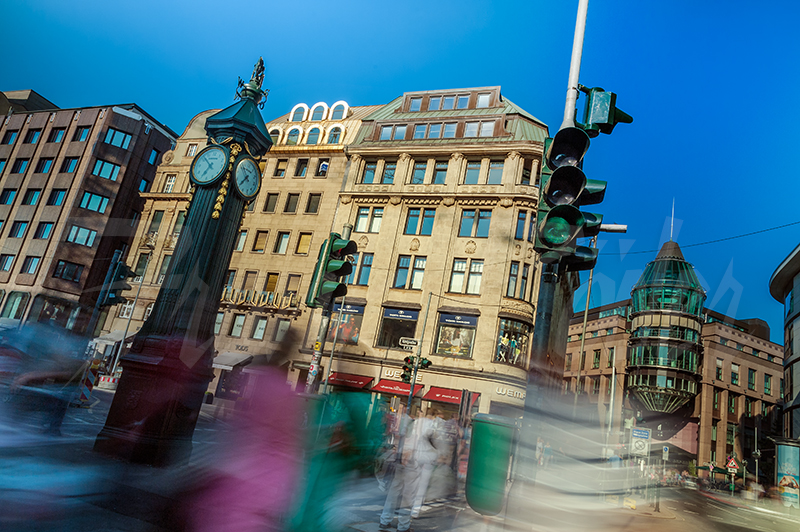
[1,291,29,320]
[291,108,305,122]
[328,127,342,144]
[287,129,301,145]
[269,129,281,144]
[311,106,325,121]
[330,105,345,120]
[307,128,320,145]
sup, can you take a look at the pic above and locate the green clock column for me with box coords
[95,58,272,466]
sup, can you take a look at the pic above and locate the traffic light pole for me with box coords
[560,0,589,130]
[110,253,151,376]
[86,249,123,338]
[305,301,333,394]
[407,291,433,409]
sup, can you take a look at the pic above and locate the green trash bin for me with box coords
[465,413,517,516]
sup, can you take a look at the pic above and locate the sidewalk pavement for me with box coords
[698,488,800,522]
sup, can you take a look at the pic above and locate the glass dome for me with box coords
[631,241,706,317]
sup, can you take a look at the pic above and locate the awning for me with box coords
[213,352,254,371]
[327,372,373,389]
[371,379,423,396]
[423,386,480,405]
[94,329,138,345]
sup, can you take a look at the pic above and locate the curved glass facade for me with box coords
[627,241,706,414]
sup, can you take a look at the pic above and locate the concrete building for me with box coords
[0,90,175,334]
[769,243,800,440]
[566,240,783,479]
[104,87,579,418]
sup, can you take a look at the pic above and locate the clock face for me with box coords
[235,157,261,198]
[191,146,228,185]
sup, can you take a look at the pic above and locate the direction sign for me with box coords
[631,427,651,457]
[399,337,419,347]
[726,457,739,470]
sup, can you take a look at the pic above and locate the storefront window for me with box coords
[495,318,530,368]
[377,308,418,348]
[435,313,477,358]
[1,291,29,320]
[327,304,364,345]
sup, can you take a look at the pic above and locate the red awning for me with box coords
[327,372,373,389]
[422,386,480,405]
[371,379,423,396]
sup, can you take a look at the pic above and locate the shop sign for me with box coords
[383,308,419,320]
[495,387,525,400]
[221,287,298,309]
[439,314,478,327]
[384,368,422,382]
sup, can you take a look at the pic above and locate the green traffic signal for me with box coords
[102,261,134,307]
[419,358,432,369]
[579,86,633,138]
[401,355,414,383]
[305,232,357,308]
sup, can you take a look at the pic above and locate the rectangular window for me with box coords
[274,318,291,342]
[284,193,300,213]
[713,390,720,409]
[443,123,457,138]
[413,124,426,139]
[356,253,373,285]
[21,256,40,274]
[2,131,18,144]
[428,96,441,111]
[716,358,723,380]
[53,260,84,282]
[284,274,301,303]
[73,126,90,142]
[433,162,447,184]
[748,368,756,390]
[21,189,40,206]
[593,350,601,369]
[148,149,159,165]
[104,128,132,149]
[48,128,65,143]
[404,208,434,236]
[449,259,467,293]
[731,364,739,385]
[467,260,483,295]
[380,126,392,140]
[355,207,370,232]
[134,254,150,281]
[0,254,13,271]
[241,270,257,291]
[729,395,736,414]
[187,144,198,157]
[46,189,66,206]
[362,162,377,183]
[428,123,442,139]
[9,221,28,238]
[92,159,120,181]
[229,314,246,338]
[476,93,490,108]
[66,225,97,247]
[381,162,396,184]
[148,210,164,234]
[394,255,410,289]
[11,159,29,174]
[479,121,494,137]
[163,174,176,193]
[23,129,41,144]
[409,97,422,112]
[464,161,480,184]
[295,232,312,255]
[520,264,530,301]
[506,262,519,298]
[410,256,426,289]
[34,158,54,173]
[158,255,172,284]
[274,160,287,177]
[435,313,477,358]
[305,193,321,214]
[607,347,615,368]
[264,193,279,213]
[235,230,248,251]
[459,209,491,237]
[465,122,479,137]
[457,95,470,109]
[214,312,224,335]
[264,272,279,293]
[252,230,269,252]
[377,307,419,349]
[442,96,455,110]
[61,157,79,173]
[369,207,383,232]
[0,159,5,174]
[411,162,426,184]
[0,189,17,205]
[515,212,526,240]
[274,232,290,254]
[487,161,503,184]
[80,191,109,213]
[295,158,308,177]
[33,222,53,239]
[393,125,407,140]
[315,158,329,176]
[251,316,268,340]
[765,374,773,395]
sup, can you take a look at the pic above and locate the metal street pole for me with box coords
[573,235,597,417]
[110,252,151,376]
[560,0,589,130]
[407,291,433,409]
[321,223,354,395]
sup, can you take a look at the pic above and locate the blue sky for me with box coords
[4,0,799,343]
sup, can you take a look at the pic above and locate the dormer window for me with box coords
[409,97,422,112]
[330,105,345,120]
[457,95,469,109]
[477,93,491,108]
[307,128,320,145]
[291,108,305,122]
[287,128,300,145]
[311,106,325,121]
[328,127,342,144]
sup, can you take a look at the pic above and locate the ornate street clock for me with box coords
[190,145,228,185]
[234,156,261,199]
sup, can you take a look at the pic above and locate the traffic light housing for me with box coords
[401,356,414,383]
[102,262,134,307]
[305,232,357,309]
[579,86,633,138]
[534,127,605,270]
[419,357,432,370]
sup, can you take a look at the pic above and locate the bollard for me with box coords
[465,413,517,516]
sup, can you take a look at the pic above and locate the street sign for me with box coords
[399,337,419,347]
[662,446,669,461]
[726,457,740,470]
[631,427,651,457]
[402,345,415,351]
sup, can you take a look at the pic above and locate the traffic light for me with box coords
[579,86,633,138]
[305,232,357,309]
[534,127,605,271]
[102,262,134,307]
[401,356,414,383]
[419,357,432,370]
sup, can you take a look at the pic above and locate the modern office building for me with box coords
[566,240,784,477]
[769,243,800,440]
[0,90,175,334]
[104,86,579,417]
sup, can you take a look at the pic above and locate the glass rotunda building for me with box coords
[627,241,706,414]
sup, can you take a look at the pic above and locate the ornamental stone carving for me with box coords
[358,235,369,249]
[527,247,534,259]
[398,153,411,164]
[507,151,521,162]
[499,197,514,208]
[340,195,352,204]
[450,152,464,164]
[350,154,362,165]
[410,238,420,252]
[442,197,456,207]
[390,196,402,205]
[515,244,521,256]
[465,240,477,254]
[162,151,174,164]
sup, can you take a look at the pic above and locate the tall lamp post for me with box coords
[95,58,273,466]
